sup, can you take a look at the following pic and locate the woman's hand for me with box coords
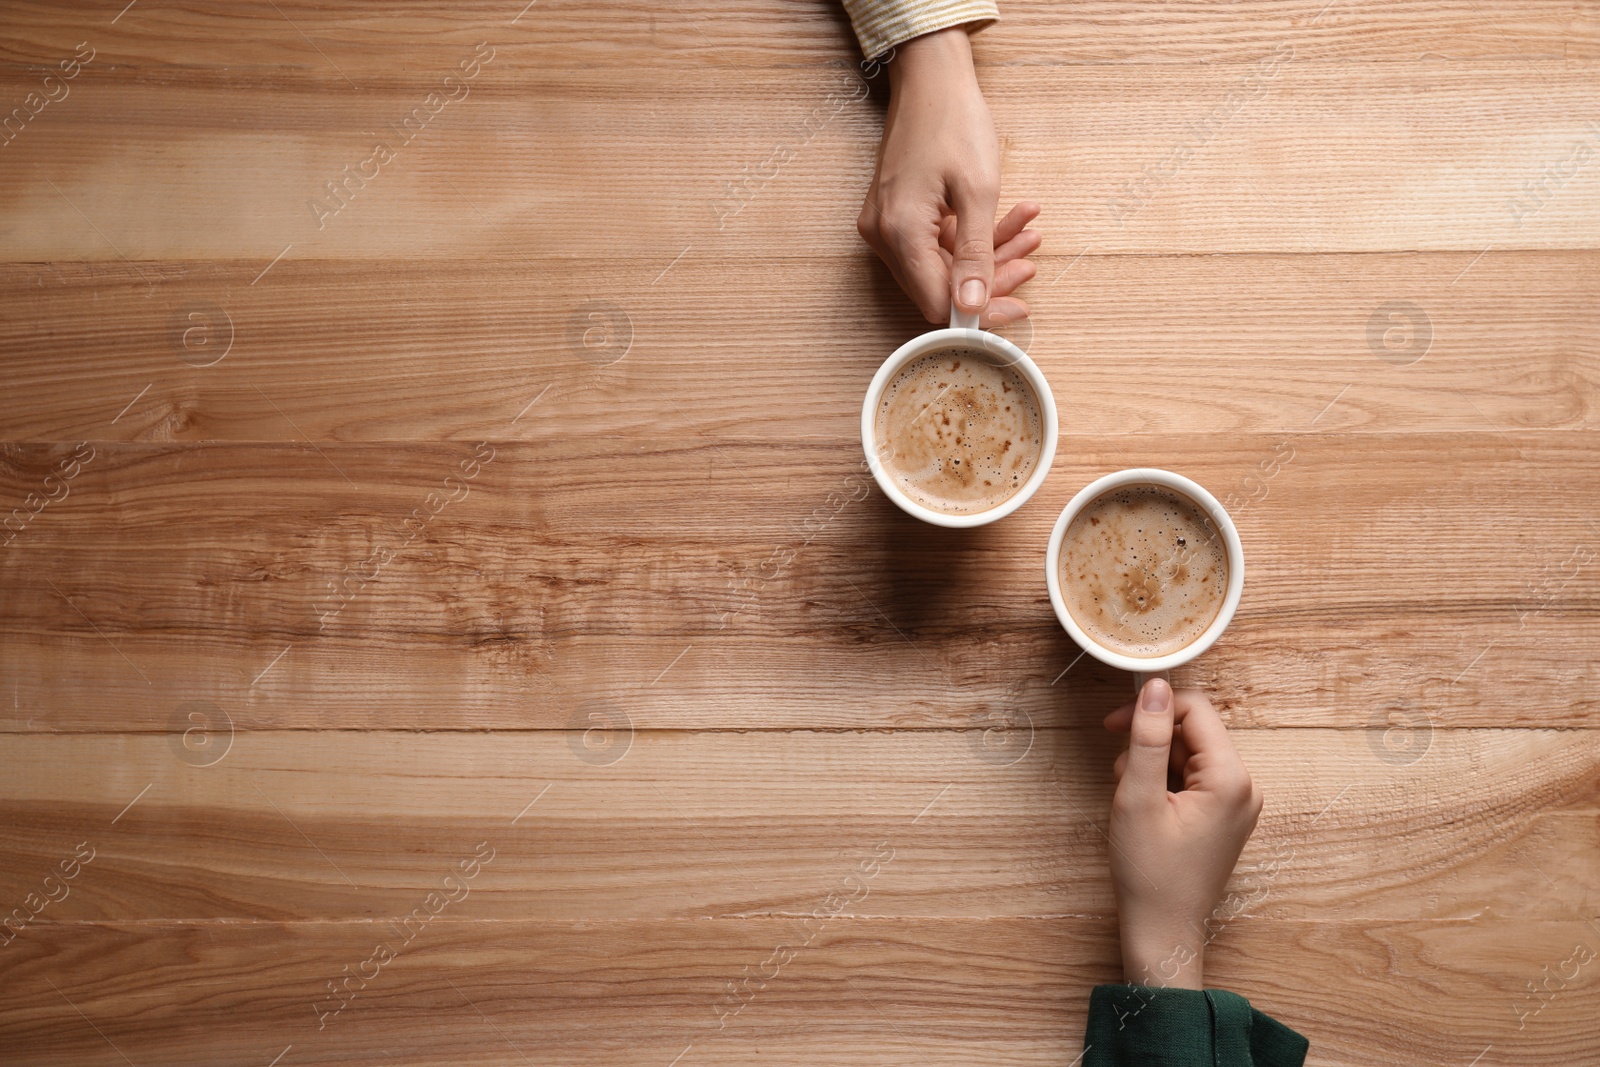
[1103,679,1264,990]
[857,27,1039,327]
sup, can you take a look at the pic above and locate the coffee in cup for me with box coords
[1057,484,1227,657]
[872,346,1044,516]
[1045,469,1245,673]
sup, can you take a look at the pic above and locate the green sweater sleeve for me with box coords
[1082,984,1309,1066]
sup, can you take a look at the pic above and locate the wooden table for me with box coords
[2,2,1597,1064]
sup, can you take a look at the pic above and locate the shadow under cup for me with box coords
[862,323,1058,529]
[1045,469,1245,676]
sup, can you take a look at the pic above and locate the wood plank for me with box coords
[1,63,1595,262]
[981,0,1599,65]
[1,251,1594,443]
[1,434,1595,730]
[0,729,1592,921]
[2,917,1597,1065]
[1,0,1592,77]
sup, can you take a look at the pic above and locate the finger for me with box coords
[1168,725,1192,777]
[938,213,1040,264]
[1113,677,1176,812]
[860,197,913,297]
[1113,749,1129,782]
[857,197,882,250]
[1111,695,1222,785]
[956,203,1040,250]
[948,179,999,314]
[993,201,1041,247]
[871,239,925,319]
[1168,691,1249,794]
[1169,691,1239,761]
[991,257,1036,298]
[1103,700,1137,733]
[880,207,953,323]
[995,227,1041,265]
[979,296,1030,327]
[933,248,1033,298]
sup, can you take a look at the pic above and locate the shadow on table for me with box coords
[840,489,1136,730]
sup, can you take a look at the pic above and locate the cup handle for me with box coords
[949,302,980,331]
[1132,670,1171,696]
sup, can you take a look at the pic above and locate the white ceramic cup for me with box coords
[1045,468,1245,683]
[862,304,1058,528]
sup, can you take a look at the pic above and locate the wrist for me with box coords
[889,26,977,94]
[1120,926,1206,991]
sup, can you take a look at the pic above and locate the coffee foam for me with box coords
[873,346,1042,515]
[1058,485,1228,658]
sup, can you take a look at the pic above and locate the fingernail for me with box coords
[1140,678,1171,714]
[959,279,986,308]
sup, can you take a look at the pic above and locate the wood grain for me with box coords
[3,919,1598,1066]
[1,64,1596,263]
[0,252,1594,443]
[1,1,1596,1064]
[1,434,1596,730]
[0,729,1594,922]
[2,0,1593,75]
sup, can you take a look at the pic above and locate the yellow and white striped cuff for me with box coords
[840,0,1000,61]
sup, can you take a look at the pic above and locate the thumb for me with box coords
[1115,678,1175,812]
[949,182,997,315]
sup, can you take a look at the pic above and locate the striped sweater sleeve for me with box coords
[839,0,1000,60]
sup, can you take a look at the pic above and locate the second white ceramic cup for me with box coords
[862,305,1058,529]
[1045,468,1245,678]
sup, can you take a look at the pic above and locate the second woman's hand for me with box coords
[1103,679,1264,991]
